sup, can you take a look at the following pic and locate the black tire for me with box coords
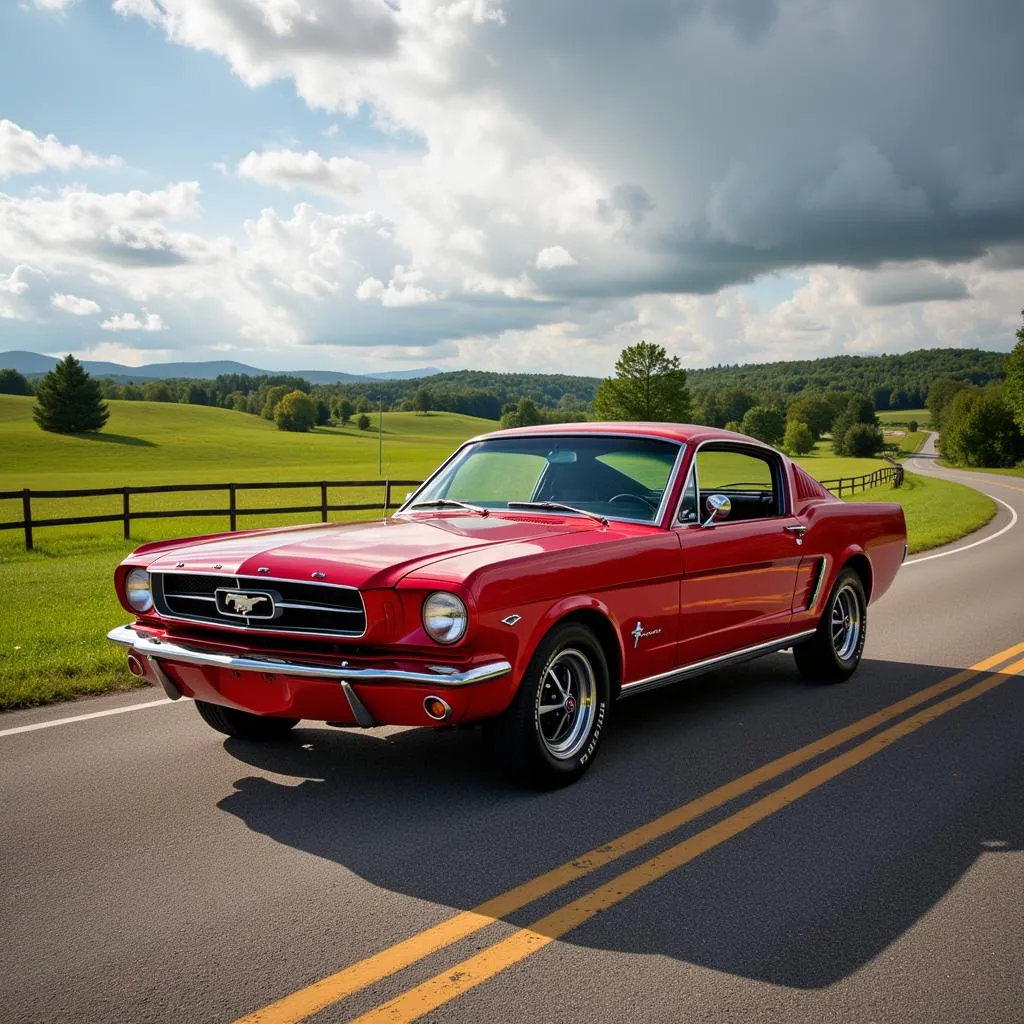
[194,700,299,739]
[484,623,611,789]
[793,567,867,684]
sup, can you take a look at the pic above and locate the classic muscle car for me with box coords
[109,423,907,787]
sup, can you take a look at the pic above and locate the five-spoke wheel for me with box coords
[794,567,867,684]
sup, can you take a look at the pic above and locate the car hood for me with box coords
[142,514,594,589]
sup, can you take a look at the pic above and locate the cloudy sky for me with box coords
[1,0,1023,375]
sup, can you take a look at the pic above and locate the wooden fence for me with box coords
[1,461,905,551]
[819,461,904,497]
[0,479,421,551]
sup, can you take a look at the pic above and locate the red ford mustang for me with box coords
[109,423,907,787]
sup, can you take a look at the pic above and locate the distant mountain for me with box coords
[0,351,442,384]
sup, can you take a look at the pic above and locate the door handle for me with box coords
[784,524,808,544]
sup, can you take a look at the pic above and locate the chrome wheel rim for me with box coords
[536,648,597,760]
[830,584,862,661]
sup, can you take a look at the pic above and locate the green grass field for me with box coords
[0,396,987,709]
[877,408,931,427]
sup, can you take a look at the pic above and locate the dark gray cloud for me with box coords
[854,268,971,307]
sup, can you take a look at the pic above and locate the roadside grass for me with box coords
[935,460,1024,479]
[846,472,995,553]
[883,428,928,459]
[0,398,979,710]
[878,408,931,427]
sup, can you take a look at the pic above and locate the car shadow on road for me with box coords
[216,655,1024,989]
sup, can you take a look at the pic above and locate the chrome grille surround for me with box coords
[151,572,366,638]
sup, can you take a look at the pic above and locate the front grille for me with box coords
[152,573,366,637]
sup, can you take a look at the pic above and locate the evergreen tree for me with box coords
[1005,310,1024,434]
[32,355,109,434]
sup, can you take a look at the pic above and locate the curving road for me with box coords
[3,444,1024,1024]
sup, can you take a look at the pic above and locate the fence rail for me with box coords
[819,461,904,497]
[0,479,421,551]
[1,461,905,551]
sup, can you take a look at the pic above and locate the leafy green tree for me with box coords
[786,393,834,438]
[720,388,756,425]
[842,422,884,457]
[181,382,208,405]
[274,390,318,432]
[143,381,173,402]
[926,377,967,429]
[357,412,371,430]
[723,420,742,433]
[692,391,727,427]
[336,397,354,424]
[593,341,690,422]
[740,405,786,444]
[0,368,33,395]
[908,420,919,434]
[122,383,144,401]
[831,393,877,455]
[1005,310,1024,433]
[939,386,1024,467]
[32,354,109,434]
[413,388,433,414]
[782,419,815,456]
[261,384,291,419]
[315,400,331,426]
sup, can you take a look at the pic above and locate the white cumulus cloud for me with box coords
[535,246,578,270]
[51,292,102,315]
[237,148,371,196]
[0,120,122,179]
[100,311,167,331]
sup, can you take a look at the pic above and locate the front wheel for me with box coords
[195,700,299,739]
[484,623,611,789]
[794,568,867,684]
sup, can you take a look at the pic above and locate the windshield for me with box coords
[407,435,682,523]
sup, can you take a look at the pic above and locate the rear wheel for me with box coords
[794,568,867,684]
[484,623,610,789]
[194,700,299,739]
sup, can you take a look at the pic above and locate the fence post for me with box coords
[320,482,328,523]
[22,488,32,551]
[122,487,131,541]
[385,479,392,512]
[229,484,237,532]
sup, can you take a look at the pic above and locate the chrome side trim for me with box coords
[807,556,831,611]
[107,625,512,688]
[618,629,818,699]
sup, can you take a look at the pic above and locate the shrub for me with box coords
[842,422,884,457]
[740,405,785,445]
[908,420,919,433]
[357,412,371,430]
[782,419,815,456]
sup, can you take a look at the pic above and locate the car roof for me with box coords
[470,421,773,449]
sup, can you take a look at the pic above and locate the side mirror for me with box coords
[702,493,731,528]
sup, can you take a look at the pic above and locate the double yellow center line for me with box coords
[236,641,1024,1024]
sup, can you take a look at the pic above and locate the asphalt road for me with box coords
[3,440,1024,1024]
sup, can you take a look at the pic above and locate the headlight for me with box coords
[125,568,153,613]
[422,591,468,644]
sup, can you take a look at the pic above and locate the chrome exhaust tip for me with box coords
[126,654,146,678]
[423,695,452,722]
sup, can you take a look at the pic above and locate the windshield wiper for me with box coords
[407,498,489,516]
[506,501,608,525]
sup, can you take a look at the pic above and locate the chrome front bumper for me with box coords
[107,625,512,691]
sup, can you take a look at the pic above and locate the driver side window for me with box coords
[680,446,784,524]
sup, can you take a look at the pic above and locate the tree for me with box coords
[939,386,1024,467]
[1005,309,1024,433]
[842,422,884,457]
[32,355,109,434]
[336,397,354,424]
[926,377,967,429]
[315,400,331,426]
[592,340,690,422]
[719,388,756,425]
[274,390,318,432]
[357,412,371,430]
[831,393,877,455]
[782,419,815,456]
[787,393,834,438]
[412,388,432,414]
[143,381,173,402]
[261,384,291,419]
[740,405,786,445]
[181,382,208,405]
[0,368,33,395]
[908,420,919,434]
[121,383,144,401]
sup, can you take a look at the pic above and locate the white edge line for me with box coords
[905,495,1017,565]
[0,698,177,739]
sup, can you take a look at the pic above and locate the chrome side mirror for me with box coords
[702,493,731,528]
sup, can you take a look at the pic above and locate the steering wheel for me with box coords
[608,492,659,511]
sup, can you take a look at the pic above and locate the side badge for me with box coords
[501,614,522,627]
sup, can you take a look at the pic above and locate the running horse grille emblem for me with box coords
[215,589,277,619]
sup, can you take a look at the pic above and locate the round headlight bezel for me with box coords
[421,591,468,645]
[125,568,154,613]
